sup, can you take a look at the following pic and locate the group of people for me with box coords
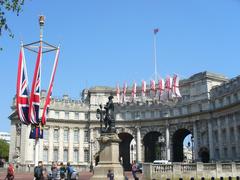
[34,161,77,180]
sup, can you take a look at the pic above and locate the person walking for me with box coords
[59,162,66,180]
[66,162,74,180]
[131,161,138,180]
[4,163,14,180]
[51,162,60,180]
[34,161,44,180]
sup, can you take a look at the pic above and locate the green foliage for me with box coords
[0,0,25,39]
[0,139,9,160]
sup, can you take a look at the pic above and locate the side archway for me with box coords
[118,132,134,171]
[172,128,191,162]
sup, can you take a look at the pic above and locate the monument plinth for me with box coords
[90,133,125,180]
[91,96,125,180]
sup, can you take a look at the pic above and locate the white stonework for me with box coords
[8,71,240,169]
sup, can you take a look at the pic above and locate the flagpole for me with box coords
[154,30,157,82]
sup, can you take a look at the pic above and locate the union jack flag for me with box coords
[29,46,42,125]
[41,48,60,125]
[16,46,30,125]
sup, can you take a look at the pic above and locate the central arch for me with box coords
[172,128,191,162]
[118,132,134,171]
[143,131,162,162]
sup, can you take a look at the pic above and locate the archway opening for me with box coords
[118,133,134,171]
[143,131,162,162]
[172,128,192,162]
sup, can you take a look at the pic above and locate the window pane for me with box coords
[84,149,89,162]
[53,149,58,162]
[64,129,69,142]
[84,130,89,142]
[74,130,79,144]
[74,149,79,163]
[44,129,49,141]
[54,129,59,142]
[43,149,48,162]
[63,149,68,162]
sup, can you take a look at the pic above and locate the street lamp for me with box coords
[191,135,194,163]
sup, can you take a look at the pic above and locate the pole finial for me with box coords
[39,15,45,27]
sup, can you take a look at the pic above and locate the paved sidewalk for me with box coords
[0,170,143,180]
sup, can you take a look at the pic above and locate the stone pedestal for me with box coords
[90,133,125,180]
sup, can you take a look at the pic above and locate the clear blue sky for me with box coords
[1,0,240,132]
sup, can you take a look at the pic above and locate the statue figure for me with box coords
[97,96,115,133]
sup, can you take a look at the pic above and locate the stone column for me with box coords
[165,125,170,161]
[233,113,240,159]
[79,129,84,162]
[59,127,64,161]
[193,122,199,160]
[136,127,142,162]
[68,128,74,162]
[217,118,223,158]
[48,127,54,162]
[225,116,231,160]
[207,120,214,161]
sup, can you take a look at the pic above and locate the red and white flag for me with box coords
[16,45,30,125]
[131,82,137,101]
[150,80,156,97]
[41,48,60,125]
[172,74,181,98]
[158,79,165,100]
[116,83,120,103]
[29,45,42,125]
[165,76,173,99]
[122,82,127,103]
[141,80,146,97]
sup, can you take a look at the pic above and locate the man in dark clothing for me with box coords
[34,161,44,180]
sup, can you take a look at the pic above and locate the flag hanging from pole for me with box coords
[116,83,120,104]
[165,76,173,100]
[29,45,42,125]
[154,28,159,34]
[131,82,137,101]
[141,80,146,97]
[158,79,165,100]
[16,45,30,125]
[122,82,127,103]
[172,74,181,98]
[41,48,60,125]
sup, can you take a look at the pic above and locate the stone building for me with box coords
[8,71,240,170]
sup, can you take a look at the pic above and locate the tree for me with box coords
[0,0,26,49]
[0,139,9,161]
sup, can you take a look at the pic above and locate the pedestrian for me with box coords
[66,162,74,180]
[107,169,114,180]
[4,163,14,180]
[34,161,44,180]
[51,162,60,180]
[59,162,66,180]
[131,160,139,180]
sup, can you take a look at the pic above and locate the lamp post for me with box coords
[191,135,194,163]
[89,139,94,172]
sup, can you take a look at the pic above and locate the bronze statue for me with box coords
[97,96,115,133]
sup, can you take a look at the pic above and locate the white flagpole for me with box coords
[154,30,158,82]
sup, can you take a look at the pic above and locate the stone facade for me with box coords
[8,71,240,169]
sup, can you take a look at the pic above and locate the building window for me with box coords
[135,111,140,119]
[63,149,68,162]
[74,130,79,144]
[73,149,79,163]
[151,111,154,118]
[84,149,89,162]
[65,112,69,119]
[53,149,58,162]
[43,148,48,162]
[232,147,236,158]
[224,148,228,159]
[84,130,89,143]
[55,111,59,119]
[85,113,89,120]
[75,112,79,120]
[44,129,49,141]
[215,149,219,159]
[233,93,238,102]
[64,129,69,142]
[131,112,135,119]
[141,112,145,119]
[54,129,59,142]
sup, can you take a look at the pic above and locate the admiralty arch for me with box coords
[9,71,240,171]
